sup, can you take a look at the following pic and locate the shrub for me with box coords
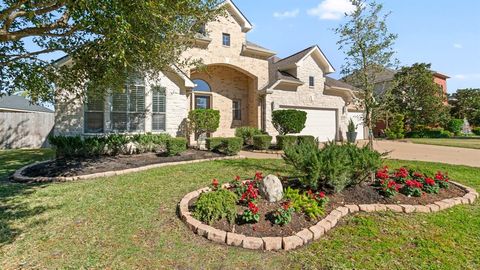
[272,109,307,135]
[253,135,272,150]
[206,137,243,156]
[188,109,220,146]
[276,135,297,150]
[406,127,453,138]
[193,189,238,225]
[297,135,316,146]
[473,127,480,136]
[347,119,356,133]
[132,133,170,153]
[385,114,405,139]
[283,142,383,192]
[166,137,187,156]
[235,127,263,145]
[272,201,294,226]
[446,118,464,135]
[283,187,325,220]
[48,135,84,158]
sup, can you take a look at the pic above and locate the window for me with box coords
[195,95,211,109]
[309,76,315,87]
[84,92,104,133]
[111,84,145,132]
[232,100,241,121]
[222,33,231,46]
[152,86,166,131]
[192,79,211,92]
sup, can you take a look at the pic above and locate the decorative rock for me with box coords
[226,232,245,247]
[385,204,403,213]
[460,197,471,205]
[324,215,338,228]
[259,174,284,202]
[345,204,360,213]
[282,236,303,250]
[296,229,314,244]
[185,215,202,232]
[316,219,332,232]
[243,237,263,250]
[121,142,139,155]
[263,237,282,251]
[309,224,325,240]
[359,204,376,212]
[208,228,227,243]
[400,204,415,213]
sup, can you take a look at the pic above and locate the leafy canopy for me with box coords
[0,0,222,103]
[272,109,307,135]
[450,88,480,126]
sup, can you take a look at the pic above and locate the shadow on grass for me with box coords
[215,158,297,176]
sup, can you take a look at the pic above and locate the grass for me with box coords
[409,138,480,149]
[0,148,55,181]
[0,151,479,269]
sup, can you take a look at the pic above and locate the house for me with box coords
[0,95,54,149]
[54,0,364,143]
[370,67,450,136]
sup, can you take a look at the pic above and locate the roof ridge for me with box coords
[275,45,316,64]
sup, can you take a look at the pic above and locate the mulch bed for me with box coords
[193,181,466,238]
[22,149,225,178]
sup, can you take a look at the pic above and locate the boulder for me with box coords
[259,174,283,202]
[122,142,139,155]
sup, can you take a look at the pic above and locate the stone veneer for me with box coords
[179,181,478,251]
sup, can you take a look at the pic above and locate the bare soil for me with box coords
[196,181,466,238]
[23,149,225,178]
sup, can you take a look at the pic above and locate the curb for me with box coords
[178,181,478,251]
[12,155,245,183]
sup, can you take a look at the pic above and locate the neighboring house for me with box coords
[54,0,364,143]
[0,95,54,149]
[370,67,450,136]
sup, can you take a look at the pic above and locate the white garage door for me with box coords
[282,107,337,142]
[349,112,365,140]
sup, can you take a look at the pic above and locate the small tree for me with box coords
[385,114,405,139]
[188,109,220,147]
[272,110,307,135]
[446,118,464,136]
[450,88,480,126]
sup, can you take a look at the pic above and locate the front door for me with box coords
[195,95,211,109]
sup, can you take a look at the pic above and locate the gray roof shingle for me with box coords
[0,95,53,113]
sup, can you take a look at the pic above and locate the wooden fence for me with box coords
[0,111,54,149]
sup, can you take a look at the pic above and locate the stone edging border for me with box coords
[12,155,244,183]
[178,181,478,251]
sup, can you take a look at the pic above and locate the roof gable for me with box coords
[219,0,253,33]
[274,45,335,74]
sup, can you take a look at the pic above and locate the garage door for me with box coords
[349,112,365,140]
[282,107,337,142]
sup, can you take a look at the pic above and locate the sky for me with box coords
[233,0,480,94]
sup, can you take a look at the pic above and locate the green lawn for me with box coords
[1,152,480,269]
[0,148,55,181]
[409,138,480,149]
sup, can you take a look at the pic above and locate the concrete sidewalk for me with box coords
[241,140,480,168]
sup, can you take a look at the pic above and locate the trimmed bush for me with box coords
[166,137,187,156]
[132,133,171,153]
[188,109,220,147]
[406,127,453,138]
[272,109,307,135]
[473,127,480,136]
[193,189,238,225]
[297,135,316,146]
[385,114,405,139]
[276,135,297,150]
[235,127,263,145]
[446,118,463,135]
[253,135,272,150]
[206,137,243,156]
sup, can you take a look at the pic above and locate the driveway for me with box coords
[241,140,480,168]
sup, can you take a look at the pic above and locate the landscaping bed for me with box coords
[22,149,225,178]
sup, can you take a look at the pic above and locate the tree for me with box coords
[450,88,480,126]
[335,0,398,149]
[271,109,307,135]
[0,0,222,103]
[387,63,449,128]
[188,109,220,148]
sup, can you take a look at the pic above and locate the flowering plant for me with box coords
[434,171,450,189]
[393,167,409,183]
[402,179,423,197]
[273,201,294,226]
[375,166,390,180]
[422,177,439,194]
[379,179,401,198]
[240,182,258,203]
[241,201,260,223]
[211,178,219,191]
[306,190,329,207]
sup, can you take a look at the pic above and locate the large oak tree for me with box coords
[0,0,222,103]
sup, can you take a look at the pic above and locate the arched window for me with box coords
[192,79,211,92]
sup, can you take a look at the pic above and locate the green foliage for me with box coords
[271,110,307,135]
[283,142,383,192]
[406,127,453,138]
[272,204,294,226]
[348,119,356,133]
[235,127,263,145]
[188,109,220,135]
[0,1,222,104]
[446,118,464,136]
[283,187,325,220]
[252,135,272,150]
[473,127,480,136]
[276,135,297,150]
[166,138,187,156]
[193,189,238,225]
[385,114,405,139]
[206,137,243,156]
[450,88,480,126]
[297,135,316,146]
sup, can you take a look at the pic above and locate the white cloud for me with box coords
[273,9,300,19]
[454,74,467,80]
[307,0,355,20]
[453,74,480,80]
[453,43,463,49]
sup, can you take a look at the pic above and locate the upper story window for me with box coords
[309,76,315,87]
[222,33,231,47]
[192,79,211,92]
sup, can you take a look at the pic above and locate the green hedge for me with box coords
[234,126,263,145]
[206,137,243,156]
[253,135,272,150]
[446,119,464,135]
[272,109,307,135]
[276,135,297,150]
[473,127,480,136]
[406,127,453,138]
[297,135,316,146]
[166,137,187,156]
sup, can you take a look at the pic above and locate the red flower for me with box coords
[235,175,241,181]
[281,201,291,210]
[255,171,263,181]
[248,201,259,214]
[376,166,390,180]
[405,179,423,188]
[395,167,409,178]
[318,192,326,198]
[212,178,219,188]
[413,172,423,178]
[425,177,435,186]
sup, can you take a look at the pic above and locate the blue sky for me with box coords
[234,0,480,93]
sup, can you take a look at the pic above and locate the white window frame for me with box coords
[152,86,167,132]
[110,84,146,133]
